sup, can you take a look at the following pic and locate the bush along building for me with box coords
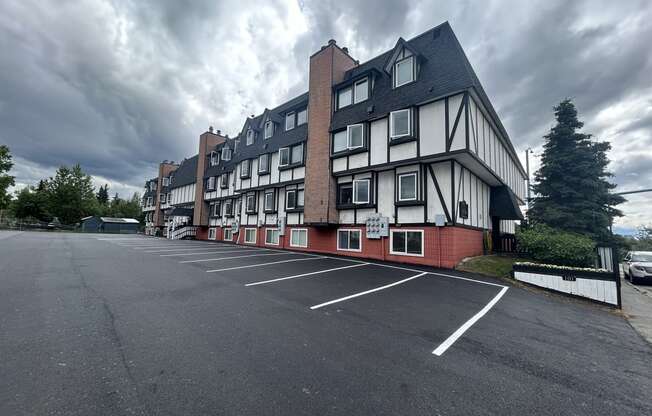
[142,22,526,268]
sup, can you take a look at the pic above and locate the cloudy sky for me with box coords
[1,0,650,232]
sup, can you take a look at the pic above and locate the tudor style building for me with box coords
[142,22,526,268]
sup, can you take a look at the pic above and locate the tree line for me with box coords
[0,147,142,225]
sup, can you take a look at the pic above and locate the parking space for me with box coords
[99,236,508,356]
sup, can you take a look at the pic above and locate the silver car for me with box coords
[623,251,652,284]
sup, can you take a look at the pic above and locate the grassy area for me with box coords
[457,254,530,279]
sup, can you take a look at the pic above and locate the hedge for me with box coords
[516,224,595,267]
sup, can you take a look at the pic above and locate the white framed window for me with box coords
[291,143,304,165]
[352,179,370,204]
[264,121,274,139]
[390,109,411,139]
[398,172,417,201]
[246,129,254,145]
[354,78,368,103]
[265,228,279,245]
[337,229,361,252]
[212,201,221,217]
[347,124,364,149]
[224,199,233,216]
[223,228,233,241]
[264,191,275,211]
[159,193,165,202]
[206,176,216,191]
[244,228,257,244]
[221,147,232,161]
[246,194,256,212]
[147,197,152,206]
[279,147,290,166]
[258,153,270,174]
[286,189,297,210]
[162,177,169,186]
[394,55,414,88]
[290,228,308,248]
[240,160,250,178]
[337,87,352,109]
[297,108,307,126]
[332,130,347,153]
[208,227,216,240]
[210,151,219,166]
[220,173,229,188]
[285,112,295,131]
[389,229,424,256]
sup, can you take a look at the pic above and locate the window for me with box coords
[244,228,256,244]
[337,87,352,109]
[159,193,165,202]
[235,198,241,216]
[206,176,216,191]
[167,193,172,203]
[208,228,216,240]
[390,230,423,256]
[337,229,361,252]
[347,124,364,149]
[221,147,232,160]
[246,129,255,145]
[264,121,274,139]
[210,151,219,166]
[279,147,290,166]
[220,173,229,188]
[211,201,221,217]
[162,177,169,186]
[390,109,411,139]
[223,228,233,241]
[337,183,353,205]
[258,153,270,174]
[332,130,347,153]
[265,228,279,245]
[240,160,250,178]
[264,191,275,211]
[394,55,414,87]
[353,179,370,204]
[150,182,157,191]
[147,197,152,206]
[224,199,233,216]
[285,112,295,131]
[398,172,417,201]
[290,228,308,248]
[354,78,368,103]
[286,189,297,210]
[246,194,256,213]
[297,108,307,126]
[291,143,303,164]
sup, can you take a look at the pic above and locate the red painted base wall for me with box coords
[196,225,483,269]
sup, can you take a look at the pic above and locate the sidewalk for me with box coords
[620,276,652,346]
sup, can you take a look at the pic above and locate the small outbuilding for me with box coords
[81,216,140,234]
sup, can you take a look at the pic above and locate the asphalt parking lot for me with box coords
[1,231,651,415]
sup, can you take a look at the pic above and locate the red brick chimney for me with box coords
[194,127,226,226]
[304,40,357,225]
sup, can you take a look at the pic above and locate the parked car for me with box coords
[623,251,652,284]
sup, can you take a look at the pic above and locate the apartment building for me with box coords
[143,22,526,268]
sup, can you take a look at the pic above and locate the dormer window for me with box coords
[246,129,255,145]
[285,112,295,131]
[221,147,232,161]
[264,120,274,139]
[393,48,415,88]
[209,151,219,166]
[162,177,169,186]
[354,79,368,103]
[337,77,369,109]
[337,87,352,109]
[220,173,229,188]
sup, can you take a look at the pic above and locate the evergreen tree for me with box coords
[529,99,624,241]
[44,164,99,224]
[10,186,50,220]
[97,184,109,205]
[0,145,15,209]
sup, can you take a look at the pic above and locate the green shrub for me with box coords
[516,224,595,267]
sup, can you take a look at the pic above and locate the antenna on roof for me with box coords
[209,126,214,133]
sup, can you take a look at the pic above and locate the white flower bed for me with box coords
[514,262,608,273]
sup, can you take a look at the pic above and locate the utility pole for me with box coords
[525,148,532,209]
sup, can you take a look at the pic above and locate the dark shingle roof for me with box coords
[169,155,198,188]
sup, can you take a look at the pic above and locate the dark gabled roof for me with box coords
[204,92,309,179]
[490,186,524,220]
[169,155,198,188]
[330,21,525,174]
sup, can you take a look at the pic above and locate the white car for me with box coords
[623,251,652,285]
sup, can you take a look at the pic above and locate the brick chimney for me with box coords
[194,127,226,226]
[154,161,178,228]
[304,40,357,225]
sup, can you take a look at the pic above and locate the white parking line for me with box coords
[310,272,428,310]
[207,256,327,273]
[143,246,251,253]
[245,263,368,286]
[161,248,270,257]
[432,286,508,356]
[180,252,308,264]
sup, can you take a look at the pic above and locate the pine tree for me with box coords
[0,145,15,209]
[529,99,624,241]
[97,184,109,205]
